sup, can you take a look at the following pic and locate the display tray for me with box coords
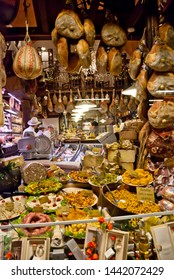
[61,187,98,208]
[0,195,27,221]
[24,178,62,195]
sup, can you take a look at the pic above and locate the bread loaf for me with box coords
[101,22,127,47]
[147,72,174,97]
[55,9,84,39]
[57,37,69,69]
[76,39,91,68]
[148,101,174,129]
[83,18,95,47]
[108,47,122,76]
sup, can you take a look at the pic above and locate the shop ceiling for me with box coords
[0,0,174,42]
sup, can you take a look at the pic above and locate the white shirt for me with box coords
[36,130,44,137]
[22,126,37,137]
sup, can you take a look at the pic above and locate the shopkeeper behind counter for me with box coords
[89,121,99,137]
[22,117,41,137]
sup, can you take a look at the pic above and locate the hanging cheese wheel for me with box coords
[13,43,42,80]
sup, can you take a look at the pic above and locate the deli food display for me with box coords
[1,0,174,261]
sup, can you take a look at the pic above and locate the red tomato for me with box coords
[92,253,99,260]
[110,235,116,241]
[86,248,92,255]
[107,222,113,230]
[98,217,105,223]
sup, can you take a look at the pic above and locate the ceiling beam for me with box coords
[126,0,146,29]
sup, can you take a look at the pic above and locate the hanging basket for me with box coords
[13,24,42,80]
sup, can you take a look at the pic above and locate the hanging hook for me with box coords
[23,0,30,24]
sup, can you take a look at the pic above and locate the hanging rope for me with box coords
[23,0,31,43]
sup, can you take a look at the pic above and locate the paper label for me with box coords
[136,187,155,202]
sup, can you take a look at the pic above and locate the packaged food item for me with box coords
[162,187,174,203]
[158,199,174,211]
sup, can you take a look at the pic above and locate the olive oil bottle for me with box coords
[138,220,149,260]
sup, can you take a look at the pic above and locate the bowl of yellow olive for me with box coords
[101,184,161,216]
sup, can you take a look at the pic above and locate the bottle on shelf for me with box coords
[138,219,149,260]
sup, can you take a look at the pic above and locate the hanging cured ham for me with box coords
[100,89,108,114]
[128,28,148,80]
[101,17,127,47]
[57,37,69,69]
[96,46,108,75]
[145,37,174,72]
[66,89,74,113]
[76,39,91,69]
[147,72,174,98]
[148,101,174,129]
[55,9,84,39]
[54,90,65,114]
[83,18,96,47]
[108,47,122,76]
[135,65,148,102]
[159,22,174,50]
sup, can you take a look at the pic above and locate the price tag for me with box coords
[136,187,155,203]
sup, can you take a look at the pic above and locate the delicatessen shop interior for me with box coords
[0,0,174,260]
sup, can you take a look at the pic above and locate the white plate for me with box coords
[62,187,98,208]
[26,193,64,212]
[0,195,27,221]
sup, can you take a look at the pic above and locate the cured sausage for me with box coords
[21,212,53,236]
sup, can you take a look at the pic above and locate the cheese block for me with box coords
[119,149,136,163]
[120,162,134,171]
[83,154,104,168]
[1,155,24,167]
[108,150,119,162]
